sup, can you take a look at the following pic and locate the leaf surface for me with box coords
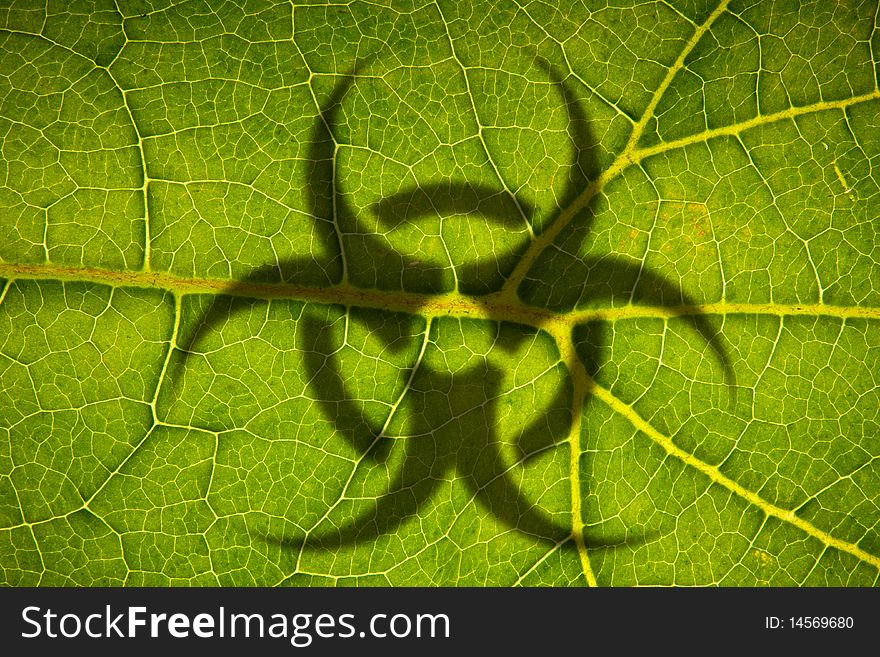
[0,0,878,586]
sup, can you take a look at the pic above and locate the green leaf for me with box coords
[1,0,878,586]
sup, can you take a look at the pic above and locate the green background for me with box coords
[0,0,878,585]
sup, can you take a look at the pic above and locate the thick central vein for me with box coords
[554,325,598,586]
[3,262,876,327]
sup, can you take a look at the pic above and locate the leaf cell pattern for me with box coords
[0,0,878,586]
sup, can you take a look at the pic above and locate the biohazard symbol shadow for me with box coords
[173,61,733,556]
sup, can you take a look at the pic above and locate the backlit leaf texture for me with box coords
[0,0,878,586]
